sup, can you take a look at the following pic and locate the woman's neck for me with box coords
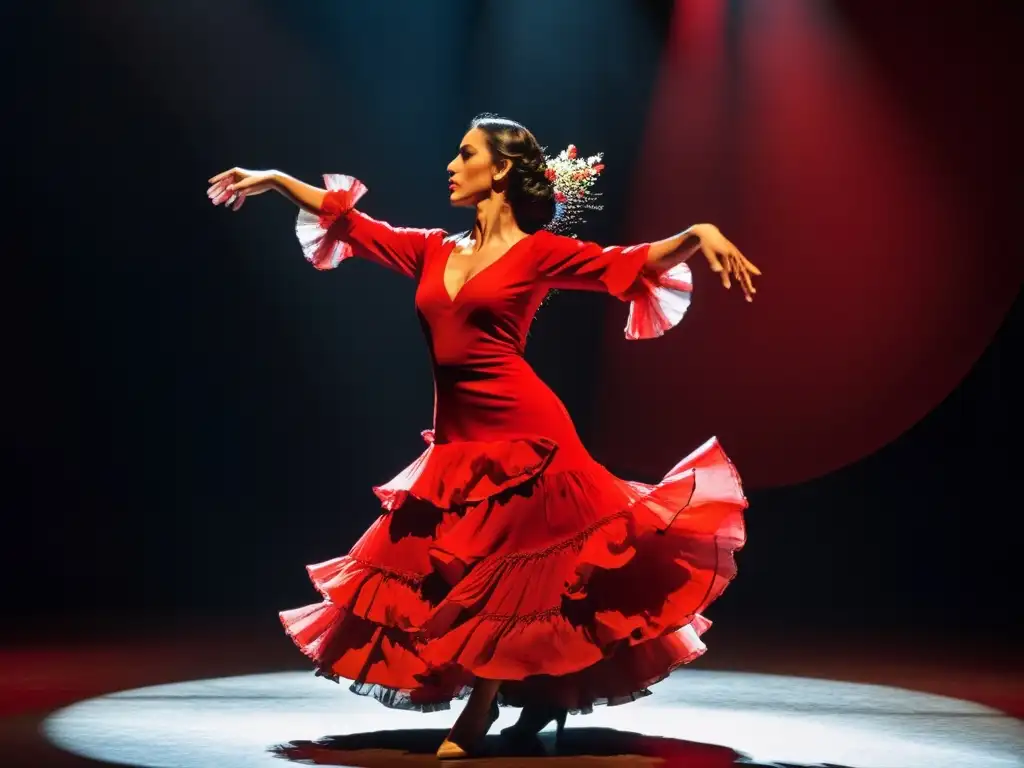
[471,194,524,250]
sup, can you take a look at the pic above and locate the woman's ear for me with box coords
[492,157,512,183]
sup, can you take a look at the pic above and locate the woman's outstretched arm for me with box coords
[207,167,444,278]
[538,223,761,303]
[207,168,327,214]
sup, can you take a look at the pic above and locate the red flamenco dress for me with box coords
[280,175,748,714]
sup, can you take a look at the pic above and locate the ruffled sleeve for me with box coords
[535,231,694,340]
[622,261,693,340]
[296,174,445,279]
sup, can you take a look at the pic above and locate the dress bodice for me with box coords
[295,174,694,451]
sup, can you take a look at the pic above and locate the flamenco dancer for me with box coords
[207,114,760,759]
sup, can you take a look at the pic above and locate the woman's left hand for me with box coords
[691,223,761,302]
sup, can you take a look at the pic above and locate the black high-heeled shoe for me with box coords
[499,704,568,741]
[436,699,500,759]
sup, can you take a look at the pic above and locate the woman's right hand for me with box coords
[207,168,279,211]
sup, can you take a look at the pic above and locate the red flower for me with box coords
[555,191,566,203]
[592,163,605,174]
[545,168,556,181]
[567,144,578,160]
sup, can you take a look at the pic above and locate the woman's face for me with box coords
[447,128,508,207]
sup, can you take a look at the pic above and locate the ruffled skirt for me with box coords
[280,431,747,713]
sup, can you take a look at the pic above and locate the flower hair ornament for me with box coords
[543,144,605,236]
[540,142,694,341]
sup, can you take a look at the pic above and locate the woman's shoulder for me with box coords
[524,229,560,251]
[528,229,582,258]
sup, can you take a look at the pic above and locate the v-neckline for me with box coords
[442,233,533,304]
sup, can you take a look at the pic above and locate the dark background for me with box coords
[5,0,1020,647]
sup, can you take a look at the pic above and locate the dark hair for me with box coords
[470,113,555,232]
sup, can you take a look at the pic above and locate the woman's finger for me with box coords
[231,192,246,212]
[725,253,751,301]
[208,169,237,184]
[211,186,234,206]
[740,270,754,302]
[741,264,757,300]
[208,185,231,203]
[702,244,723,272]
[208,177,231,195]
[735,256,756,298]
[738,250,762,276]
[702,245,731,288]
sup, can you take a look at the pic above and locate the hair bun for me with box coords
[471,115,556,232]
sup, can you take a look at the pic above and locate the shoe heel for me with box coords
[554,709,567,737]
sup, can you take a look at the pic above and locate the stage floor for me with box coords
[2,622,1021,767]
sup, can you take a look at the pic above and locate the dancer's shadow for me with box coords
[269,727,855,766]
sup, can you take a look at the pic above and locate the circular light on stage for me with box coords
[42,670,1023,767]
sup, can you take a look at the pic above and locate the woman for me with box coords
[208,114,759,759]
